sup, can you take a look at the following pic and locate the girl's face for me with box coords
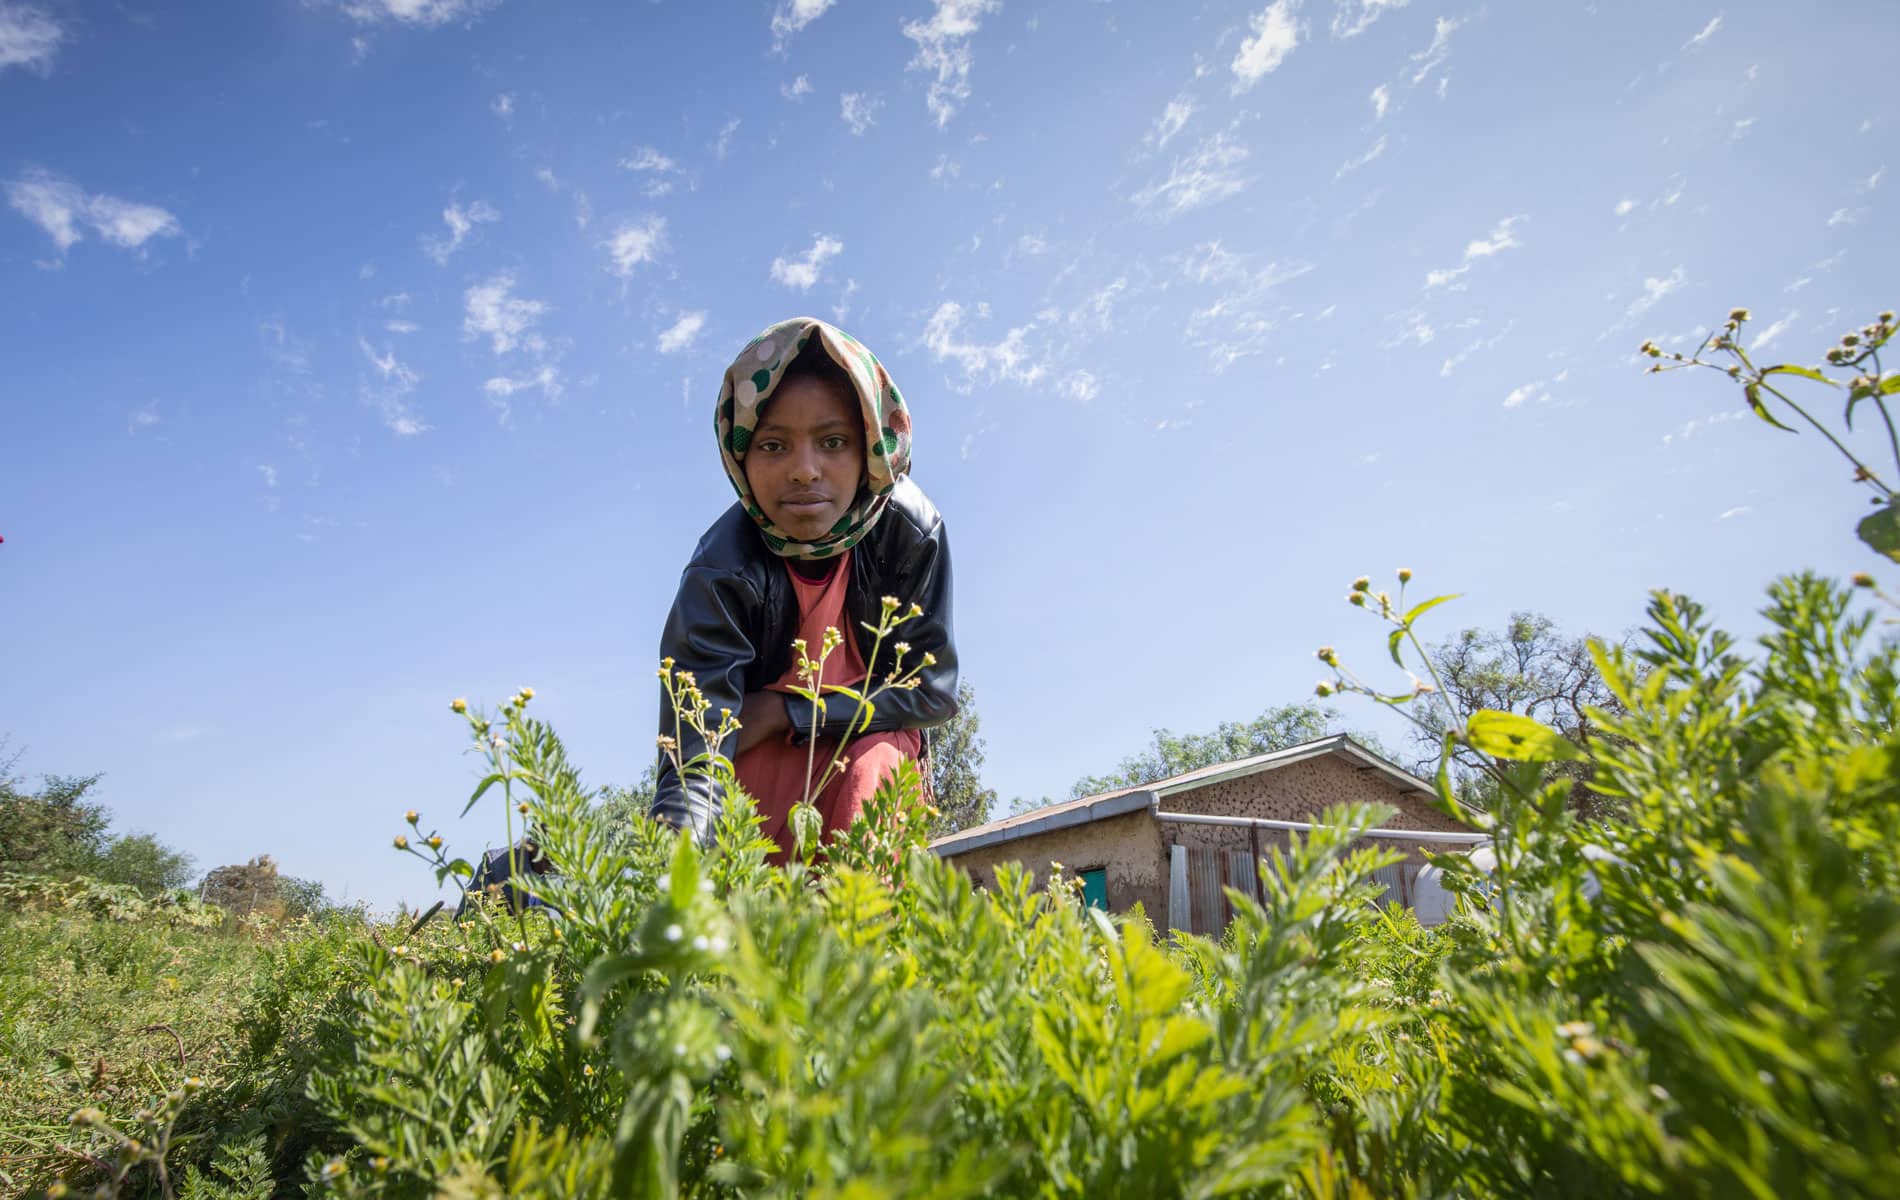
[745,374,865,543]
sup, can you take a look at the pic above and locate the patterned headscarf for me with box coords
[716,316,913,560]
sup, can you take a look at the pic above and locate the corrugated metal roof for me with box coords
[929,733,1438,859]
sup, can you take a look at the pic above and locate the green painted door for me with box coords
[1080,867,1108,910]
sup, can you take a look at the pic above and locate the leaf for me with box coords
[1464,710,1585,762]
[1857,499,1900,563]
[1762,363,1837,386]
[1744,382,1798,433]
[1882,374,1900,395]
[667,831,700,911]
[1387,628,1406,668]
[461,772,505,816]
[1401,593,1461,626]
[1844,377,1880,429]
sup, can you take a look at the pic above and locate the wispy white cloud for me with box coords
[5,167,182,258]
[1718,504,1750,520]
[1439,319,1515,376]
[482,365,561,423]
[1178,241,1315,369]
[385,319,419,334]
[840,91,883,135]
[534,166,593,229]
[490,92,514,118]
[770,0,836,50]
[782,74,812,100]
[1385,308,1435,348]
[714,118,740,160]
[770,234,843,291]
[420,198,497,264]
[1423,215,1525,289]
[902,0,1002,128]
[1408,15,1461,85]
[930,154,961,182]
[1662,409,1742,446]
[1501,379,1545,409]
[337,0,500,28]
[128,399,161,435]
[657,311,707,354]
[1145,96,1194,151]
[1750,311,1796,352]
[1231,0,1302,92]
[1369,83,1389,120]
[0,2,64,75]
[1058,370,1099,403]
[622,146,677,173]
[359,337,427,436]
[1683,14,1722,50]
[1827,207,1858,227]
[832,278,858,322]
[621,146,687,197]
[1334,134,1386,179]
[603,216,666,277]
[1730,116,1754,140]
[1614,198,1636,216]
[1626,266,1686,319]
[1331,0,1407,38]
[258,464,278,488]
[463,272,548,355]
[1131,129,1251,220]
[920,301,1047,388]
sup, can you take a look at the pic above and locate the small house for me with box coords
[929,734,1485,936]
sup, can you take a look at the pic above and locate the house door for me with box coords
[1169,846,1262,937]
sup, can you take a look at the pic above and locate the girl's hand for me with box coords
[734,691,791,756]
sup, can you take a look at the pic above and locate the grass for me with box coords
[0,900,372,1198]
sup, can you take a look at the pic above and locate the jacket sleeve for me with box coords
[648,565,762,847]
[784,518,959,742]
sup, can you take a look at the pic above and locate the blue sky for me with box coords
[3,0,1893,910]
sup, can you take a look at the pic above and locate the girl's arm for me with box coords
[648,565,762,846]
[783,517,958,741]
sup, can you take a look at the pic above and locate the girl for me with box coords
[648,316,958,858]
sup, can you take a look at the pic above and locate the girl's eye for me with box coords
[823,437,848,450]
[756,439,783,452]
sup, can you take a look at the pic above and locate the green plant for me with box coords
[1642,306,1900,566]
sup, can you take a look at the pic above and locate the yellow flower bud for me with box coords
[1728,308,1750,323]
[1397,567,1413,583]
[1852,572,1876,588]
[491,948,507,963]
[451,698,468,713]
[520,686,534,701]
[428,836,443,849]
[1352,576,1370,592]
[394,835,409,850]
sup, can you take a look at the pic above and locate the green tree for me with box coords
[0,771,111,877]
[1408,611,1627,816]
[927,680,996,837]
[596,764,660,846]
[1069,703,1376,798]
[93,831,196,894]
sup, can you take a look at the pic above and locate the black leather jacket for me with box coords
[648,477,958,844]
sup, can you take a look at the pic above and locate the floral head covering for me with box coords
[716,316,913,560]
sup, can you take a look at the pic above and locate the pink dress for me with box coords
[733,550,922,863]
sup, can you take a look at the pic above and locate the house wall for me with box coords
[937,751,1477,933]
[1159,754,1467,863]
[944,808,1169,925]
